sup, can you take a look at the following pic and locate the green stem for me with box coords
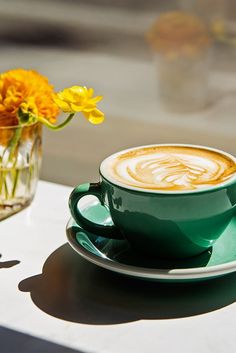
[3,172,9,200]
[11,169,20,198]
[27,164,33,193]
[0,170,3,196]
[38,113,75,130]
[0,127,22,200]
[6,127,22,163]
[1,127,22,202]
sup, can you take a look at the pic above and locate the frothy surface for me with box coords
[106,146,236,191]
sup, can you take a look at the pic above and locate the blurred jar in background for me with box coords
[147,11,212,113]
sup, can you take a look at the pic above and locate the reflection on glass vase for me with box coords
[0,122,42,220]
[156,51,210,112]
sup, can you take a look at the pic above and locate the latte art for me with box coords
[106,146,236,191]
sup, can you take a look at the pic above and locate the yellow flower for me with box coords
[0,68,59,127]
[54,86,104,124]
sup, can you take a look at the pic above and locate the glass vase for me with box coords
[0,122,42,220]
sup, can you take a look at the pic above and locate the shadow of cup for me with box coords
[19,244,236,325]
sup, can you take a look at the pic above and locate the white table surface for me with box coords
[1,180,236,353]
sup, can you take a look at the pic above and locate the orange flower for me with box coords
[0,69,59,127]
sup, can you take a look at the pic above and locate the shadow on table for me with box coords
[0,254,20,269]
[0,326,84,353]
[19,244,236,325]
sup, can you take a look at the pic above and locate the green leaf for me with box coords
[17,108,37,125]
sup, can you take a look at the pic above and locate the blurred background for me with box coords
[1,0,236,186]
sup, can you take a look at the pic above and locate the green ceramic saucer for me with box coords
[66,199,236,282]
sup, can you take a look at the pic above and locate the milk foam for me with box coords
[105,146,236,191]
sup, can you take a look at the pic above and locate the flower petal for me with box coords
[53,97,71,112]
[70,103,84,112]
[89,95,103,104]
[83,108,104,124]
[87,88,94,98]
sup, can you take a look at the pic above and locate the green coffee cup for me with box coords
[69,144,236,259]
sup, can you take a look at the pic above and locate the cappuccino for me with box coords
[103,145,236,191]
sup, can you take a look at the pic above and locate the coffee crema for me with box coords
[106,146,236,191]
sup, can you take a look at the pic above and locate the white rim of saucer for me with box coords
[100,143,236,195]
[66,197,236,281]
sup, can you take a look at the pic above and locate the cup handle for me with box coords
[69,182,123,239]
